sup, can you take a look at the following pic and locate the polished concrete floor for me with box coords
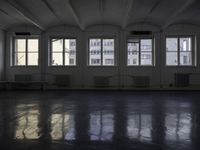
[0,91,199,150]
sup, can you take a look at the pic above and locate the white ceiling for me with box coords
[0,0,199,30]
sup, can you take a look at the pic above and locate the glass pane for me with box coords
[28,52,38,66]
[28,39,38,52]
[141,52,152,65]
[52,39,63,52]
[180,52,192,65]
[166,38,178,51]
[15,52,26,66]
[52,52,63,66]
[180,37,191,51]
[166,52,178,65]
[15,39,26,52]
[89,39,101,65]
[141,39,152,51]
[127,42,139,65]
[103,39,114,66]
[65,39,76,66]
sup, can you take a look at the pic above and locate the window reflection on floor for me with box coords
[127,113,152,141]
[90,112,114,141]
[15,104,40,140]
[51,113,75,140]
[165,112,191,143]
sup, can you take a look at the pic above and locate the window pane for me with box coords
[28,39,38,52]
[15,52,26,66]
[28,52,38,66]
[65,39,76,66]
[141,39,152,51]
[166,52,178,65]
[103,39,114,66]
[141,52,152,65]
[52,39,63,52]
[52,53,63,66]
[166,38,178,51]
[89,39,101,65]
[127,42,139,65]
[180,52,192,65]
[28,39,38,66]
[180,38,191,51]
[15,39,26,52]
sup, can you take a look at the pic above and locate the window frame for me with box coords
[49,37,77,67]
[87,37,116,67]
[165,35,196,67]
[126,36,155,67]
[12,36,39,67]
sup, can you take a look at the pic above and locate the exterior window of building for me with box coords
[166,37,193,66]
[89,38,115,66]
[13,38,39,66]
[51,38,76,66]
[127,38,153,66]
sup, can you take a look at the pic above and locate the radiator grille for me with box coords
[133,76,150,88]
[15,74,32,82]
[174,73,190,87]
[54,75,70,86]
[94,76,110,88]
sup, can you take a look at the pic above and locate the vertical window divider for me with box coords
[139,39,141,65]
[177,37,180,66]
[63,39,65,66]
[26,38,28,66]
[101,39,102,65]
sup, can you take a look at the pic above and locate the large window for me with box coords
[50,38,76,66]
[127,38,153,66]
[89,38,115,66]
[166,37,193,66]
[13,38,39,66]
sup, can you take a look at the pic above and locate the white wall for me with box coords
[4,24,200,89]
[0,29,5,80]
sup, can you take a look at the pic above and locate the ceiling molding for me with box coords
[6,0,46,31]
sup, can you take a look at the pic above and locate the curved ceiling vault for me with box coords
[0,0,199,31]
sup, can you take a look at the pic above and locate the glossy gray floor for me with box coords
[0,91,199,150]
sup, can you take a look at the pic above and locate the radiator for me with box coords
[94,76,110,88]
[54,75,70,86]
[174,73,190,87]
[132,76,150,88]
[15,74,32,82]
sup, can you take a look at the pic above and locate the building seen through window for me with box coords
[89,38,115,66]
[51,38,76,66]
[127,38,153,66]
[166,37,193,66]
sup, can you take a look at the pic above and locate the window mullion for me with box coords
[101,39,103,66]
[63,39,65,66]
[26,38,28,66]
[178,37,180,66]
[139,39,141,66]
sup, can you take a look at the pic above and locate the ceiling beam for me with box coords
[41,0,64,24]
[67,0,84,30]
[162,0,196,29]
[6,0,46,30]
[122,0,134,29]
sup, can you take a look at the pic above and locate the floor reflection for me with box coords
[90,112,114,141]
[15,104,40,140]
[0,91,199,150]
